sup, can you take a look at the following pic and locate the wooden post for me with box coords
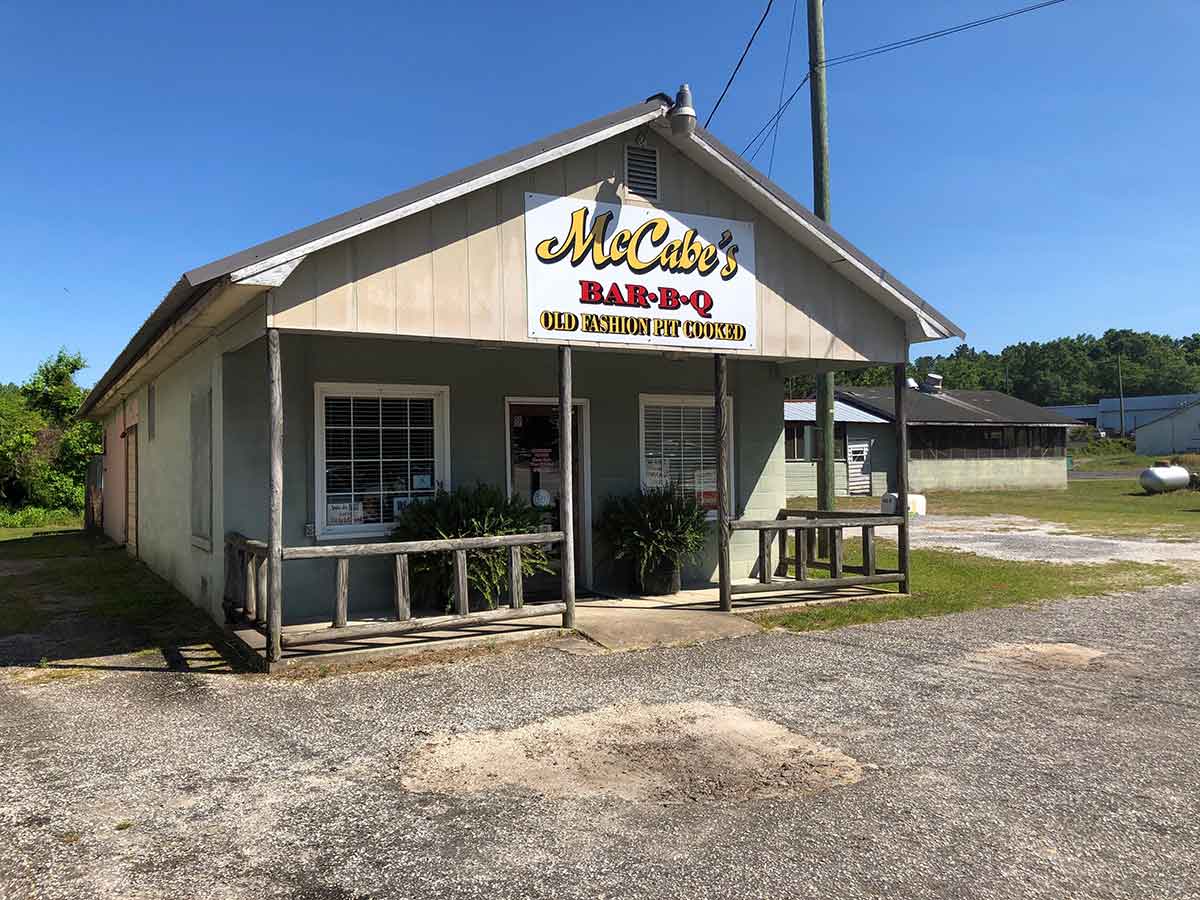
[894,360,911,593]
[255,556,268,627]
[508,545,524,609]
[830,527,844,579]
[774,513,789,577]
[757,530,772,584]
[266,328,283,663]
[334,557,349,627]
[715,354,732,611]
[453,549,469,615]
[861,525,876,576]
[242,550,256,620]
[794,527,807,580]
[558,346,576,628]
[394,554,410,620]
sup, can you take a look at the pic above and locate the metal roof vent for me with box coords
[921,373,944,394]
[625,144,659,202]
[669,83,696,137]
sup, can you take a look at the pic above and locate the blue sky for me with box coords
[0,0,1195,386]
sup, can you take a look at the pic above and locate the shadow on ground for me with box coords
[0,532,245,674]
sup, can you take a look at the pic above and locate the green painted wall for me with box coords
[224,334,784,624]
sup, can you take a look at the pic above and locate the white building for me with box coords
[1134,400,1200,456]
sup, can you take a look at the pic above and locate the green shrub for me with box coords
[1076,436,1136,457]
[391,484,553,611]
[0,506,81,528]
[596,485,709,590]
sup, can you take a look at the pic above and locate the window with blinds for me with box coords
[641,399,724,512]
[321,391,440,532]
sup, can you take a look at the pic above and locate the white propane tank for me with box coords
[1139,464,1191,494]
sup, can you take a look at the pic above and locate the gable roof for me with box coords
[839,387,1082,427]
[81,92,963,416]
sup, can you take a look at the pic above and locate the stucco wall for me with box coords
[222,333,783,624]
[100,408,126,544]
[909,458,1067,492]
[128,338,227,621]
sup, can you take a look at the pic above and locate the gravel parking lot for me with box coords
[3,578,1199,899]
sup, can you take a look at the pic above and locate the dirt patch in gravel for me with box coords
[403,701,863,803]
[971,641,1107,671]
[905,515,1200,568]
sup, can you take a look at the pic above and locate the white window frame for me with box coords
[637,393,734,521]
[314,381,451,541]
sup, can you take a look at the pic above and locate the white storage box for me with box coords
[881,492,926,516]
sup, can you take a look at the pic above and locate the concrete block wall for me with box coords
[909,458,1067,492]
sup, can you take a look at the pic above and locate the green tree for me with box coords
[0,350,101,511]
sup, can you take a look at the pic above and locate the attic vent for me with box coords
[625,145,659,201]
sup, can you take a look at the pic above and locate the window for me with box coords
[784,421,846,461]
[639,394,731,514]
[315,383,450,538]
[190,386,212,550]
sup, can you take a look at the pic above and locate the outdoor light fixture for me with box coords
[670,84,696,137]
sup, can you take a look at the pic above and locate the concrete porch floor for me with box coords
[233,580,897,673]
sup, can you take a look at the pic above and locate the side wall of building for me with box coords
[222,333,784,625]
[100,407,127,544]
[1135,405,1200,456]
[909,458,1067,492]
[124,337,226,621]
[784,423,893,499]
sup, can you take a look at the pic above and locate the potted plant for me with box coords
[597,485,709,595]
[392,484,553,612]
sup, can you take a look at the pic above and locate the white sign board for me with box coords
[524,193,756,351]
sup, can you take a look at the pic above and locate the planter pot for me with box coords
[641,559,682,596]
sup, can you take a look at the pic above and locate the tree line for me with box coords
[786,330,1200,406]
[0,351,102,513]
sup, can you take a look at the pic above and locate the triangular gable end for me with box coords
[82,94,962,416]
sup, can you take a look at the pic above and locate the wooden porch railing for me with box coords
[728,508,906,595]
[225,530,567,649]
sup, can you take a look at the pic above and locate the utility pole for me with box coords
[808,0,836,520]
[1117,351,1126,436]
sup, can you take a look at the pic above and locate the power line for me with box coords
[705,0,775,129]
[822,0,1068,70]
[740,0,1070,162]
[767,0,800,176]
[743,73,809,159]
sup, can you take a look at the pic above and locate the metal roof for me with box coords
[81,92,962,416]
[838,387,1083,427]
[784,400,888,424]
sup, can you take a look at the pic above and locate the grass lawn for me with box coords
[1070,452,1159,473]
[0,525,83,542]
[796,479,1200,538]
[753,538,1186,634]
[0,532,231,664]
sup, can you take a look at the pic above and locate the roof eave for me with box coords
[663,125,965,344]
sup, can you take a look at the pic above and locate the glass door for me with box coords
[508,403,582,598]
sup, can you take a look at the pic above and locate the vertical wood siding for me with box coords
[267,129,906,363]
